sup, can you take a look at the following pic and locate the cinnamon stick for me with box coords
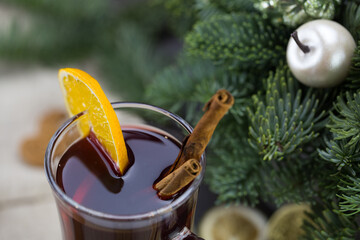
[165,89,234,174]
[155,89,234,198]
[155,159,201,199]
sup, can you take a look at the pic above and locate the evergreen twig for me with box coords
[338,176,360,216]
[248,66,325,161]
[185,13,291,72]
[327,91,360,148]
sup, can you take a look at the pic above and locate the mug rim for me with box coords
[44,102,206,222]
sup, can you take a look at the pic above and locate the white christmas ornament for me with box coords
[286,19,356,88]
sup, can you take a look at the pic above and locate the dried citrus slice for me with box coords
[199,205,267,240]
[58,68,128,175]
[266,203,311,240]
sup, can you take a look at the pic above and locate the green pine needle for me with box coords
[327,91,360,148]
[302,202,357,239]
[185,13,290,72]
[195,0,255,21]
[346,41,360,89]
[146,56,257,124]
[248,66,325,161]
[342,1,360,43]
[338,176,360,216]
[318,138,360,176]
[207,0,255,12]
[206,136,263,206]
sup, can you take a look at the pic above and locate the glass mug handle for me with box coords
[171,227,205,240]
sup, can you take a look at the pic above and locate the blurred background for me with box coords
[0,0,184,100]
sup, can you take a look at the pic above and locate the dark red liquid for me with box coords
[55,127,197,239]
[57,128,180,214]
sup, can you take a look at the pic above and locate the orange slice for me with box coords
[58,68,129,175]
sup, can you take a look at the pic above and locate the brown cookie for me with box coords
[20,109,67,166]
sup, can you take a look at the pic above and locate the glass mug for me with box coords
[45,102,205,240]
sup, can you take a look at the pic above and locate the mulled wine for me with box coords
[45,103,206,240]
[55,127,196,239]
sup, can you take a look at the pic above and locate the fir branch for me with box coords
[327,91,360,148]
[146,56,257,124]
[209,123,326,207]
[207,0,255,13]
[345,40,360,89]
[146,57,218,116]
[302,202,358,239]
[248,66,325,161]
[341,1,360,42]
[318,138,360,176]
[260,155,321,206]
[206,135,263,206]
[209,66,329,206]
[338,176,360,216]
[184,13,290,72]
[195,0,255,21]
[312,153,342,201]
[195,0,226,21]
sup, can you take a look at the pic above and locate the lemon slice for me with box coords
[58,68,129,175]
[199,205,267,240]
